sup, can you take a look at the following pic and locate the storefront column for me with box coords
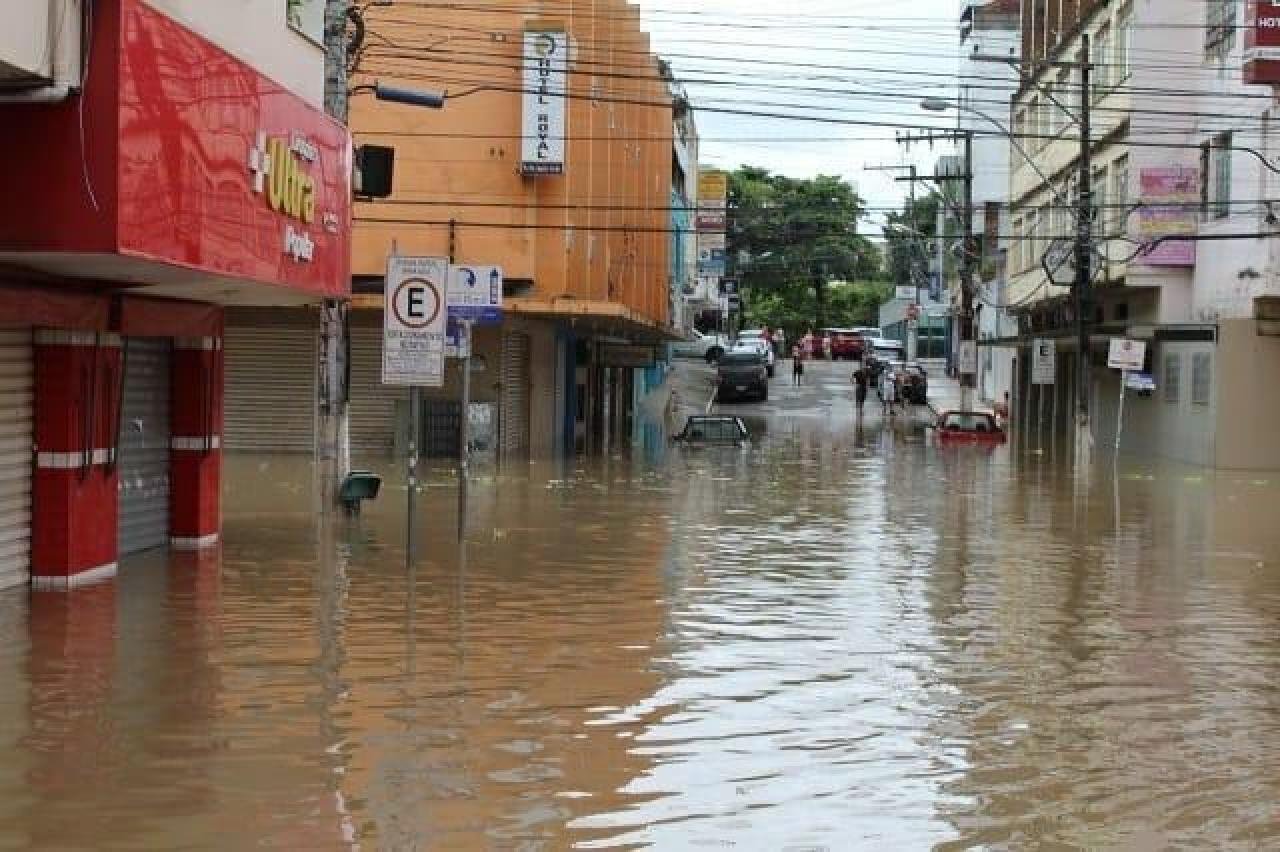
[169,337,223,551]
[31,331,122,590]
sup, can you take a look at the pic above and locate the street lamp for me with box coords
[921,98,1066,208]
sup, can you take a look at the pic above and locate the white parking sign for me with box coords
[382,256,447,387]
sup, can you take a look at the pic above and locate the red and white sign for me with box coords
[0,0,352,301]
[1244,1,1280,85]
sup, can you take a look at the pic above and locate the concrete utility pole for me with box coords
[320,0,352,496]
[1073,34,1094,468]
[959,131,976,411]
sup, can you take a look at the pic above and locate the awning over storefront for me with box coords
[506,298,682,344]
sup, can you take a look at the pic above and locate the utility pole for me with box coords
[960,131,976,411]
[320,0,353,498]
[865,163,923,359]
[1073,34,1094,468]
[895,131,976,406]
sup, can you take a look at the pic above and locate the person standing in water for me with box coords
[792,344,805,386]
[852,363,869,417]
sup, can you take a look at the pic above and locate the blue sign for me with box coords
[928,271,942,302]
[447,265,503,325]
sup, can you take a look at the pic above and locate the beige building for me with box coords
[1005,0,1280,469]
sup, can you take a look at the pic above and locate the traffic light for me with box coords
[354,145,395,198]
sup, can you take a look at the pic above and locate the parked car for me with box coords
[673,415,749,445]
[935,410,1006,445]
[824,328,867,361]
[900,362,929,404]
[673,329,729,363]
[715,351,770,402]
[735,339,776,377]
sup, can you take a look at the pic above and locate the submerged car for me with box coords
[715,351,770,402]
[935,410,1006,444]
[673,415,749,445]
[673,329,729,363]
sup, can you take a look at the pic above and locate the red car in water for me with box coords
[935,411,1006,445]
[825,328,867,361]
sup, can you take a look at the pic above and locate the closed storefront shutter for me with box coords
[224,325,316,453]
[0,330,33,589]
[118,338,171,556]
[501,332,531,457]
[349,324,408,457]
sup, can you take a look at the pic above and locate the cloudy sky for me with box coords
[637,0,964,227]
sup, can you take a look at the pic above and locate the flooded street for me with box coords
[3,360,1280,848]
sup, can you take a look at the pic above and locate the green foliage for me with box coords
[727,167,882,331]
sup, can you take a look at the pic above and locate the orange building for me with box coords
[346,0,676,460]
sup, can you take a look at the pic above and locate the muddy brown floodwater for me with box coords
[3,372,1280,848]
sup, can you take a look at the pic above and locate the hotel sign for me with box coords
[521,30,568,176]
[1245,1,1280,85]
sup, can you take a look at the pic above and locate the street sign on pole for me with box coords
[1107,338,1146,371]
[448,264,504,325]
[1032,338,1056,385]
[383,255,447,387]
[958,340,978,376]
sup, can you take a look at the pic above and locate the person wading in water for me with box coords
[792,344,805,386]
[852,363,869,418]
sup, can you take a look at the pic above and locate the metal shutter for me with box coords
[348,324,408,457]
[224,325,316,453]
[118,338,171,555]
[501,332,531,457]
[0,330,33,589]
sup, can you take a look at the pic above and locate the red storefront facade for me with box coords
[0,0,351,589]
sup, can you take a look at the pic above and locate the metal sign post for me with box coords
[1107,339,1147,458]
[445,264,503,539]
[383,254,449,565]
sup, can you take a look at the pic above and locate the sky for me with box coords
[637,0,965,229]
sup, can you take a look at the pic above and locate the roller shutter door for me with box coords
[118,338,171,556]
[501,332,530,457]
[224,325,316,453]
[0,330,33,589]
[349,325,408,457]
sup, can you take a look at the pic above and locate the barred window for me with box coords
[1164,353,1182,404]
[1206,1,1237,63]
[1192,352,1212,406]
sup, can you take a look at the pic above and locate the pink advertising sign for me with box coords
[1134,167,1199,267]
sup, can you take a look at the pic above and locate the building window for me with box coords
[1092,165,1108,237]
[1052,70,1070,136]
[1163,353,1181,404]
[1116,4,1134,81]
[1093,24,1113,98]
[1210,132,1232,219]
[1028,96,1042,150]
[1206,0,1237,63]
[1111,155,1129,233]
[1192,352,1212,406]
[1011,217,1023,273]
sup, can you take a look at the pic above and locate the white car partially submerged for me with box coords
[673,329,729,363]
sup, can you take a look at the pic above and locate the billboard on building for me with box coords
[696,171,728,230]
[1134,167,1199,267]
[521,30,568,175]
[1244,1,1280,85]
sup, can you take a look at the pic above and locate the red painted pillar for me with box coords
[31,330,122,589]
[169,336,223,550]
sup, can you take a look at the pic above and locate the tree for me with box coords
[727,168,881,337]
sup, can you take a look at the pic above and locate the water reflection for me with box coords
[0,420,1279,847]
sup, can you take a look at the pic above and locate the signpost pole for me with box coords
[1115,372,1127,456]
